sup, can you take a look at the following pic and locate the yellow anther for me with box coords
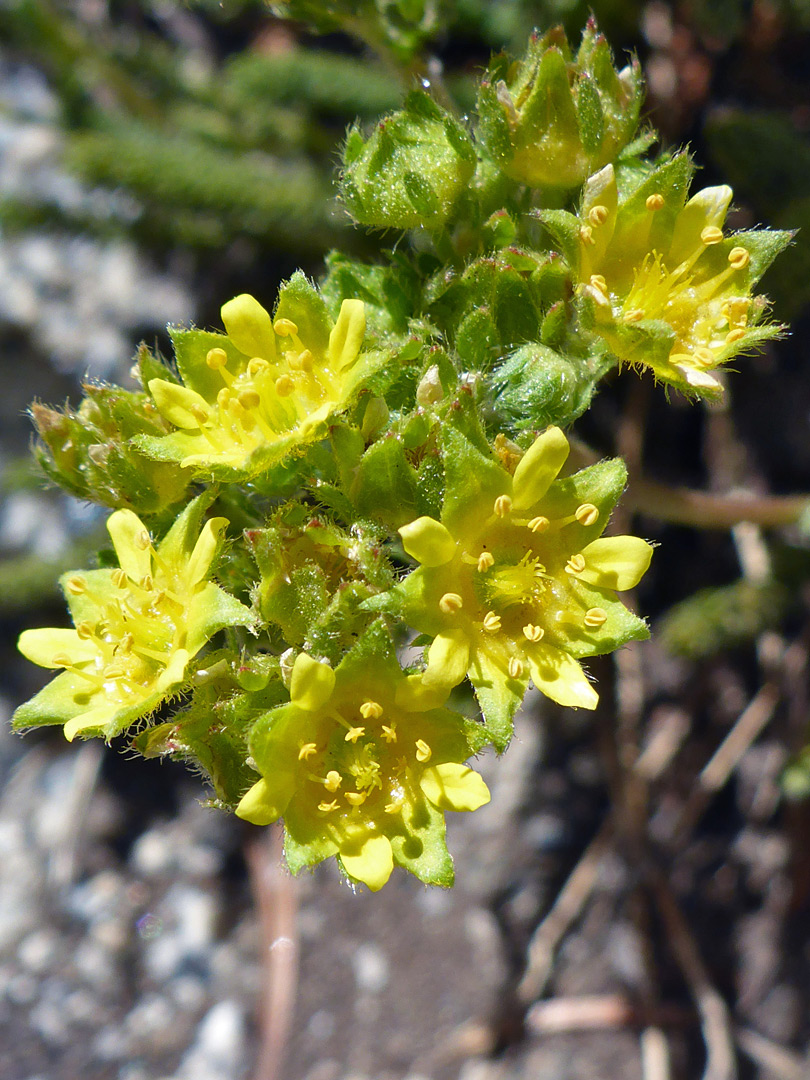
[477,551,494,572]
[508,657,524,679]
[483,611,502,633]
[51,653,73,667]
[692,347,714,367]
[579,225,596,246]
[103,665,125,679]
[645,193,665,212]
[728,246,750,270]
[238,389,261,410]
[345,791,367,806]
[381,724,397,743]
[136,530,151,551]
[623,308,644,323]
[140,574,154,592]
[494,494,512,518]
[528,515,550,533]
[298,742,318,761]
[359,700,383,720]
[119,633,134,653]
[275,375,295,397]
[701,225,724,246]
[112,568,128,589]
[439,592,463,614]
[318,800,339,813]
[216,388,231,408]
[65,575,87,595]
[189,404,210,424]
[273,318,298,337]
[589,274,608,293]
[575,503,599,527]
[384,801,402,814]
[205,347,228,369]
[344,726,365,743]
[247,357,269,376]
[76,621,94,640]
[584,607,608,627]
[566,553,586,574]
[291,349,314,372]
[588,204,609,226]
[415,739,432,763]
[725,328,746,344]
[523,624,544,642]
[324,770,342,792]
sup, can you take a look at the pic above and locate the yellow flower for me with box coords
[566,161,789,394]
[390,426,652,747]
[14,499,252,742]
[138,273,385,480]
[236,623,489,891]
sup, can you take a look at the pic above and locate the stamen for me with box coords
[298,742,318,761]
[384,800,402,814]
[359,701,383,720]
[728,246,750,270]
[274,318,298,337]
[238,389,261,410]
[415,739,432,763]
[439,592,463,614]
[189,404,210,425]
[589,274,608,293]
[646,193,664,211]
[508,657,524,679]
[623,309,644,323]
[344,726,365,743]
[112,569,128,589]
[588,204,609,226]
[140,574,154,591]
[579,225,596,246]
[483,611,502,632]
[275,375,295,397]
[135,530,151,551]
[725,328,746,344]
[523,624,544,642]
[381,724,397,743]
[575,503,599,526]
[494,494,512,518]
[566,554,586,574]
[528,516,550,533]
[247,357,270,376]
[344,791,367,805]
[701,225,724,246]
[318,800,339,813]
[324,770,342,792]
[217,388,231,409]
[206,348,229,369]
[290,349,313,372]
[693,347,715,367]
[76,621,94,640]
[477,551,494,572]
[66,575,87,595]
[584,607,608,627]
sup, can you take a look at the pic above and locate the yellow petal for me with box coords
[290,652,335,711]
[423,629,470,689]
[669,185,733,266]
[398,516,456,567]
[340,834,393,891]
[220,293,276,359]
[64,705,111,742]
[148,380,212,430]
[186,517,228,585]
[511,426,570,510]
[154,648,190,692]
[394,672,450,712]
[579,536,653,591]
[526,644,598,710]
[235,778,283,826]
[107,508,152,582]
[18,627,99,668]
[420,763,491,812]
[328,298,366,371]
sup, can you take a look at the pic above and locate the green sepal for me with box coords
[350,435,423,528]
[468,649,525,753]
[387,794,454,887]
[537,210,582,271]
[441,425,505,536]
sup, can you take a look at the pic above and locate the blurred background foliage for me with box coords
[4,0,810,691]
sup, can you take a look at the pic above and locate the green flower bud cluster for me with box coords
[11,21,793,890]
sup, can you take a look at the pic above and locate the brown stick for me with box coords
[245,826,299,1080]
